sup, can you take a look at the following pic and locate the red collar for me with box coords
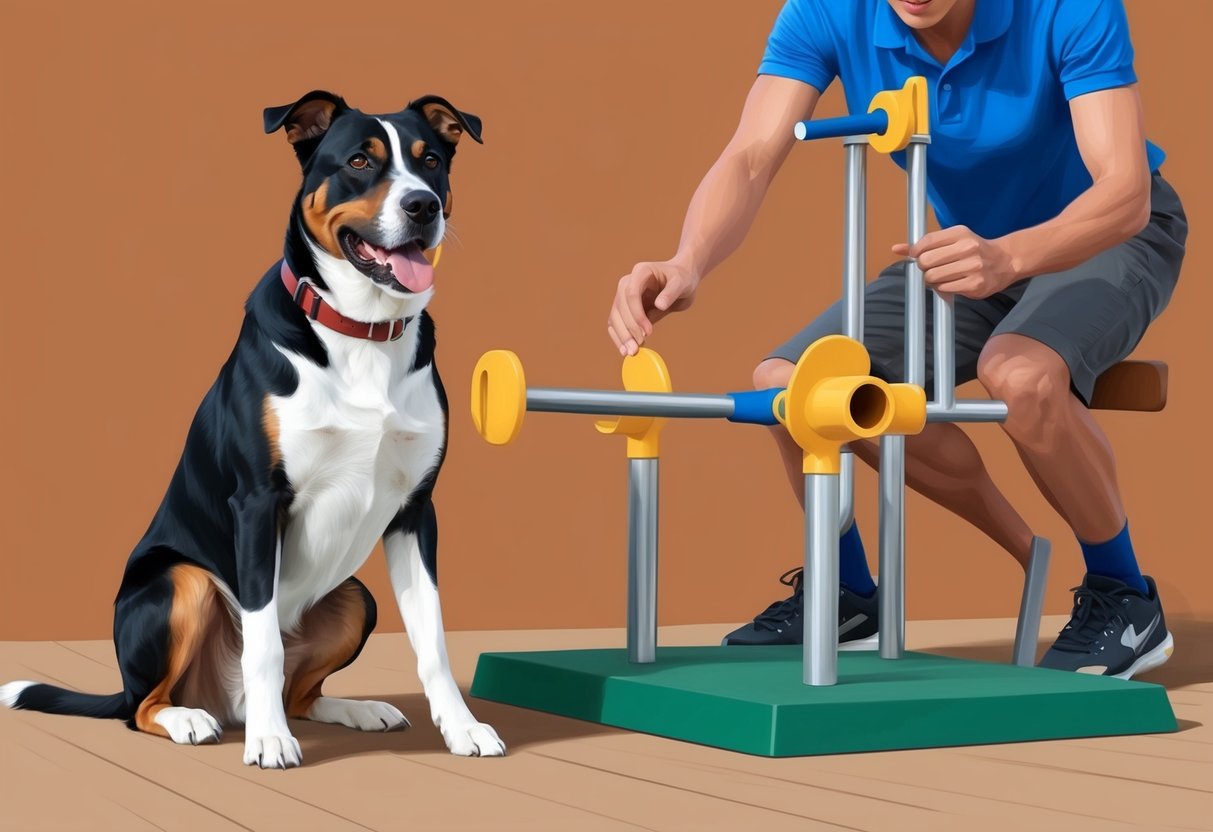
[280,261,410,342]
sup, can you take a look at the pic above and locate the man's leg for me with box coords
[969,174,1186,678]
[975,333,1173,677]
[976,335,1125,544]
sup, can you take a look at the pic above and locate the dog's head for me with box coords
[265,91,482,321]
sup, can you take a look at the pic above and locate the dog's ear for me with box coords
[408,95,483,147]
[264,90,349,163]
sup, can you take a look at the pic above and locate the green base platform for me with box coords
[470,646,1177,756]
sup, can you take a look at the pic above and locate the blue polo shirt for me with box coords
[759,0,1165,239]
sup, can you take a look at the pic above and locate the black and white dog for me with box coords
[0,90,505,767]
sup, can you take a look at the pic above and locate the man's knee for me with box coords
[977,337,1072,448]
[753,358,795,390]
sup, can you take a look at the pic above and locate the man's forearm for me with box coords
[671,145,784,278]
[1000,171,1151,281]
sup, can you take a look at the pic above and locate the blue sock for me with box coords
[839,522,876,598]
[1080,521,1148,594]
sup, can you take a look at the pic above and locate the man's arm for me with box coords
[1003,86,1151,276]
[608,75,820,355]
[900,86,1152,299]
[670,75,821,278]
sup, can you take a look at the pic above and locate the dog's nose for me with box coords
[402,191,441,225]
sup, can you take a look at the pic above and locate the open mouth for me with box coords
[339,230,435,294]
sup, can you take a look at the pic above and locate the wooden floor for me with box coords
[2,616,1210,832]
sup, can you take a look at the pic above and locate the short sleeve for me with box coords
[1052,0,1138,100]
[758,0,838,94]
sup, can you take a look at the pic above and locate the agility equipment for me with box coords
[469,77,1176,754]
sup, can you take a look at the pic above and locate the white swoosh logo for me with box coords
[838,613,869,638]
[1121,614,1160,652]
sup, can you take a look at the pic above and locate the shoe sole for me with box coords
[1110,632,1174,681]
[839,633,879,651]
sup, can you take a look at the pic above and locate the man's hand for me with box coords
[603,76,820,357]
[607,260,700,356]
[892,226,1019,299]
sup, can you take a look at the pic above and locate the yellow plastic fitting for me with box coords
[886,383,928,436]
[426,243,443,268]
[783,336,916,474]
[470,349,527,445]
[595,348,672,459]
[867,76,929,154]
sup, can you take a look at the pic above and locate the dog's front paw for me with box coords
[441,721,506,757]
[155,707,223,745]
[243,734,302,769]
[308,697,410,732]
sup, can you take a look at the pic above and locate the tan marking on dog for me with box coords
[303,179,392,258]
[262,396,281,468]
[410,139,426,159]
[134,565,220,737]
[421,103,464,145]
[284,580,370,718]
[365,137,387,164]
[443,189,452,219]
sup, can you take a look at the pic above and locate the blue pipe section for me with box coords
[726,389,783,426]
[794,110,888,142]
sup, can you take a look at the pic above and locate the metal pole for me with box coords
[905,139,929,391]
[804,473,840,685]
[934,292,956,409]
[527,388,735,419]
[627,458,659,664]
[839,136,868,534]
[879,135,929,661]
[926,401,1009,423]
[1012,537,1052,667]
[839,449,855,530]
[878,435,906,658]
[842,137,867,342]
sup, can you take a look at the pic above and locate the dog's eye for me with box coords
[423,153,440,170]
[348,154,370,170]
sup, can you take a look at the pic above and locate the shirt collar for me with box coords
[874,0,1013,51]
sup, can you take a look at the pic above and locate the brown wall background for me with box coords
[1,1,1210,640]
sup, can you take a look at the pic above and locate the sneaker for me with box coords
[722,567,880,647]
[1038,574,1174,680]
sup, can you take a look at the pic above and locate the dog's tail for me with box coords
[1,680,130,720]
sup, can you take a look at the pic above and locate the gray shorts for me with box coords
[769,174,1188,405]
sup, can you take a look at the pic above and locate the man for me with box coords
[605,0,1186,679]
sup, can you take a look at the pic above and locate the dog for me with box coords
[0,90,505,768]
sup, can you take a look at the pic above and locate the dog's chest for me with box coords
[270,335,444,620]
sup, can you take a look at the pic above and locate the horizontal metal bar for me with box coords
[526,388,735,419]
[925,400,1009,423]
[795,111,889,142]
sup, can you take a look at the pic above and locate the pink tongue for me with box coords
[357,240,434,293]
[385,246,434,292]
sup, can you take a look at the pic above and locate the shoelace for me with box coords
[1051,582,1131,652]
[753,568,804,631]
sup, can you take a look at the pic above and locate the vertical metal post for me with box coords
[804,473,841,686]
[839,454,855,530]
[905,139,930,390]
[839,137,867,532]
[933,291,956,409]
[842,137,867,342]
[627,458,659,664]
[878,435,906,658]
[879,136,930,661]
[1012,537,1052,667]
